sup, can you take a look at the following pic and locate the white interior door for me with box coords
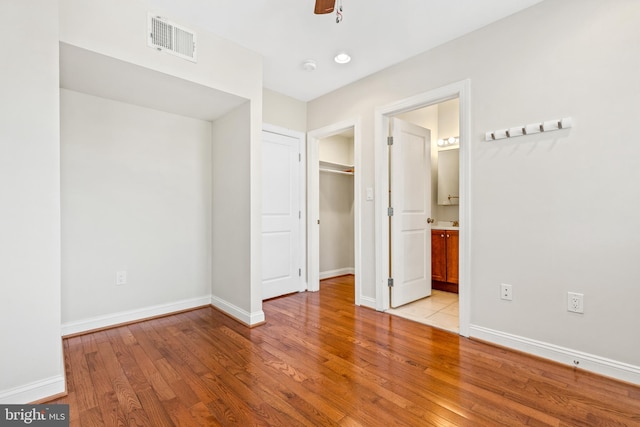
[262,130,302,300]
[389,118,432,308]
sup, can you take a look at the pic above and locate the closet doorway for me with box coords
[307,119,362,304]
[319,130,354,279]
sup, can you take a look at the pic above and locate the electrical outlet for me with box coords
[116,270,127,286]
[500,283,513,301]
[567,292,584,313]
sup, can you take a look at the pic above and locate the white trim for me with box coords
[319,267,355,280]
[374,79,471,337]
[0,375,66,404]
[262,123,308,293]
[211,295,265,325]
[470,325,640,385]
[307,118,362,305]
[358,296,376,310]
[307,128,320,293]
[61,296,211,336]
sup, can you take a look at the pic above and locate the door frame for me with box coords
[374,80,471,337]
[307,118,362,305]
[262,123,307,293]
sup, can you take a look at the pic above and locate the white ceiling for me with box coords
[60,43,247,121]
[147,0,543,101]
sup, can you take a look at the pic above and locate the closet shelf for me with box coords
[319,160,354,175]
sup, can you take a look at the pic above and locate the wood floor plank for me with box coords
[128,342,176,402]
[78,406,106,427]
[160,397,198,427]
[135,387,176,427]
[156,328,282,425]
[48,275,640,426]
[67,336,98,412]
[85,351,121,425]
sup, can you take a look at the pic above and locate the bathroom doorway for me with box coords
[386,99,461,333]
[374,79,470,337]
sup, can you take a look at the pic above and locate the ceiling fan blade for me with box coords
[314,0,335,14]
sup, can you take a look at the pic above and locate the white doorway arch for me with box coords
[307,118,362,304]
[374,80,471,337]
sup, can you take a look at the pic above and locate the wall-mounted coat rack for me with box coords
[485,117,572,141]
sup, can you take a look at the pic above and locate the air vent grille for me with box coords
[148,14,197,62]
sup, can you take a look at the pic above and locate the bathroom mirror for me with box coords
[437,148,459,205]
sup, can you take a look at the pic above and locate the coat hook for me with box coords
[486,118,572,141]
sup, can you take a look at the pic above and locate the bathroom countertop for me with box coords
[431,221,459,231]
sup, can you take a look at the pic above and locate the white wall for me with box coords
[211,102,264,324]
[308,0,640,381]
[59,0,261,102]
[437,98,459,140]
[60,90,212,329]
[263,89,307,132]
[0,0,65,403]
[319,134,354,165]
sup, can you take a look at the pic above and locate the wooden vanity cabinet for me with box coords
[431,230,447,282]
[431,229,459,293]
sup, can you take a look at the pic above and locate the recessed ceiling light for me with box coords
[334,52,351,64]
[302,59,317,71]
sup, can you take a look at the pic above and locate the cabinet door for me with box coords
[446,230,459,284]
[431,230,446,282]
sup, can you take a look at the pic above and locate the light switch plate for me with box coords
[366,187,374,201]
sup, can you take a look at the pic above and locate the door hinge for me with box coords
[388,277,394,287]
[387,207,394,216]
[299,268,302,277]
[299,210,301,219]
[387,136,394,146]
[298,152,301,162]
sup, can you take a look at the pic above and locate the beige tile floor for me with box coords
[387,290,459,333]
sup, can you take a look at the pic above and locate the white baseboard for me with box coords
[210,295,265,326]
[61,296,212,336]
[0,375,65,404]
[470,325,640,385]
[358,295,377,309]
[319,267,355,280]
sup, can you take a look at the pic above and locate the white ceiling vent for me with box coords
[148,14,197,62]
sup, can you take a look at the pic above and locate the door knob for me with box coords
[427,218,435,224]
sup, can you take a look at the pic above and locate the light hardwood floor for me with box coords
[48,275,640,426]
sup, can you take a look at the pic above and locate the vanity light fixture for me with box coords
[437,136,459,147]
[334,52,351,64]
